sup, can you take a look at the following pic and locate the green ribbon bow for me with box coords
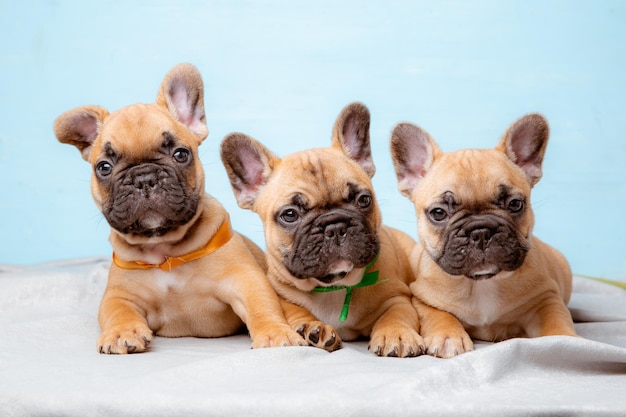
[311,254,388,323]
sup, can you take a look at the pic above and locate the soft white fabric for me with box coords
[1,258,625,416]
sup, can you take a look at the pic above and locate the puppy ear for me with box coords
[496,113,549,186]
[53,106,110,161]
[390,122,442,198]
[156,63,208,141]
[331,102,375,177]
[220,133,280,210]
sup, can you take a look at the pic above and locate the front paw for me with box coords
[369,327,425,358]
[97,322,153,354]
[425,331,474,358]
[295,321,342,352]
[251,324,307,348]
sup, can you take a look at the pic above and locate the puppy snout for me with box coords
[437,213,529,278]
[324,222,348,245]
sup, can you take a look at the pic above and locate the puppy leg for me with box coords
[525,295,578,337]
[97,294,153,354]
[231,273,307,348]
[245,311,307,349]
[245,303,307,349]
[282,300,342,352]
[369,297,425,357]
[414,297,473,358]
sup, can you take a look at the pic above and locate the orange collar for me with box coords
[112,218,234,272]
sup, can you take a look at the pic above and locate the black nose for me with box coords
[130,166,160,194]
[469,227,493,250]
[134,172,157,190]
[324,222,348,245]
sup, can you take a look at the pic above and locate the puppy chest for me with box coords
[145,271,240,336]
[455,280,505,327]
[307,291,367,340]
[429,281,527,340]
[307,291,346,323]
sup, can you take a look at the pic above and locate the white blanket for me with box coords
[1,258,625,416]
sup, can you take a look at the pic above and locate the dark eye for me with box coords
[173,148,190,164]
[429,207,448,222]
[95,161,113,178]
[507,198,524,213]
[279,208,299,224]
[356,193,372,209]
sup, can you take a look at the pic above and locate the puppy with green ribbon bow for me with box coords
[221,102,425,357]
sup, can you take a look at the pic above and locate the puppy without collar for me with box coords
[390,113,577,358]
[54,63,305,353]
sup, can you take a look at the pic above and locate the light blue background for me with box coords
[1,1,624,279]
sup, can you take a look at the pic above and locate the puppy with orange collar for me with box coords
[54,63,305,353]
[390,113,577,358]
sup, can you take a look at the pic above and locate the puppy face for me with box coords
[255,148,380,284]
[89,105,203,237]
[411,149,533,279]
[391,114,549,280]
[54,64,208,240]
[222,102,381,288]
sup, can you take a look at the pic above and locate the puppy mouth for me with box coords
[138,211,167,229]
[123,220,176,237]
[466,265,500,280]
[118,216,176,237]
[115,207,196,237]
[317,271,349,284]
[315,260,354,284]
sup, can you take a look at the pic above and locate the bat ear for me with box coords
[53,106,110,161]
[220,133,280,210]
[331,102,375,177]
[496,113,549,186]
[156,63,208,142]
[390,122,442,198]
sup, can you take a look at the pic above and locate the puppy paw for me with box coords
[369,328,426,358]
[295,321,342,352]
[425,332,474,358]
[251,324,307,348]
[97,323,153,354]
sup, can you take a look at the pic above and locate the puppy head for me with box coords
[221,102,381,289]
[53,63,208,242]
[391,114,549,280]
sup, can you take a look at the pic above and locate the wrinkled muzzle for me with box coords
[436,214,528,280]
[103,163,199,237]
[285,209,379,284]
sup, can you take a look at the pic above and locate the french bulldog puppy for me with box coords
[220,102,425,357]
[53,63,305,354]
[390,113,577,358]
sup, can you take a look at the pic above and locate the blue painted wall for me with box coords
[1,1,624,279]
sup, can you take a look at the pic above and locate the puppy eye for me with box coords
[356,193,372,209]
[507,198,524,213]
[173,148,190,164]
[280,208,299,224]
[95,161,113,178]
[429,207,448,222]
